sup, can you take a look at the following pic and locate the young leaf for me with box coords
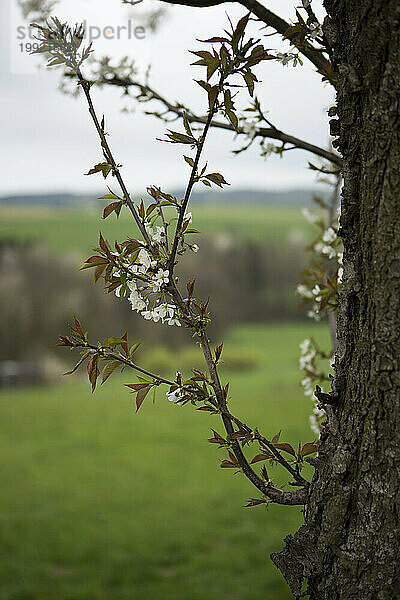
[98,193,120,200]
[101,360,121,384]
[301,442,319,458]
[184,155,195,167]
[63,351,92,375]
[244,498,266,508]
[231,13,250,50]
[182,112,193,137]
[271,430,281,444]
[103,201,123,219]
[204,173,229,188]
[135,384,152,412]
[87,355,100,393]
[272,442,296,457]
[250,453,269,464]
[215,343,223,362]
[226,109,238,130]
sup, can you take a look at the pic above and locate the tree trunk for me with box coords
[272,1,400,598]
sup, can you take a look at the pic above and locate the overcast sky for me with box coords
[1,0,334,196]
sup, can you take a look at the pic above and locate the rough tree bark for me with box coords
[272,1,400,599]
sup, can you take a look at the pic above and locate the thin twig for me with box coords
[158,206,169,253]
[158,0,330,76]
[168,108,215,270]
[76,68,154,249]
[91,75,342,168]
[80,342,176,386]
[168,282,309,503]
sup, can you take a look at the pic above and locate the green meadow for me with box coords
[0,322,330,600]
[0,204,311,256]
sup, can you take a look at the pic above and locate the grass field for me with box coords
[0,204,312,256]
[0,322,330,600]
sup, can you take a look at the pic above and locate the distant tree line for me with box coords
[0,236,307,364]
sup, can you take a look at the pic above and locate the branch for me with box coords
[168,283,309,505]
[91,74,342,167]
[76,69,154,249]
[158,0,330,75]
[78,342,176,385]
[168,108,216,270]
[239,0,328,74]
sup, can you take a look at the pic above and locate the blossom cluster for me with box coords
[276,51,303,67]
[299,338,330,436]
[297,207,343,322]
[113,241,182,327]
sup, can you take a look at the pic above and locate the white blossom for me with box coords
[184,212,192,224]
[137,249,152,272]
[300,338,311,354]
[276,51,301,67]
[338,266,344,283]
[167,316,181,327]
[242,120,258,138]
[322,227,337,243]
[310,414,320,436]
[321,244,336,259]
[312,284,321,297]
[166,388,184,404]
[144,222,154,238]
[129,290,147,312]
[299,350,316,370]
[191,244,199,253]
[150,269,170,292]
[301,207,318,224]
[308,22,323,40]
[307,308,321,321]
[141,310,153,320]
[152,226,164,243]
[296,284,313,299]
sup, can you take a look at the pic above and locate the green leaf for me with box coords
[129,342,141,357]
[87,355,99,393]
[182,112,193,137]
[207,86,219,111]
[103,336,126,348]
[85,162,112,178]
[101,360,121,384]
[243,70,255,97]
[226,109,238,130]
[98,193,120,200]
[166,130,196,145]
[224,89,234,110]
[199,36,229,43]
[231,13,250,50]
[184,155,195,167]
[204,173,229,188]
